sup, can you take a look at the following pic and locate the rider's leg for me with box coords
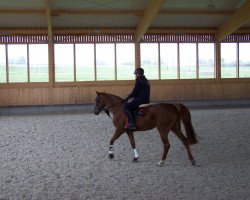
[124,103,137,131]
[124,108,136,130]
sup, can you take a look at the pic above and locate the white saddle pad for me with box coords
[139,103,153,108]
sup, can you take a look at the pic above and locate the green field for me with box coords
[1,64,250,83]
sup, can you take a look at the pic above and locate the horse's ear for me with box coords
[96,91,99,95]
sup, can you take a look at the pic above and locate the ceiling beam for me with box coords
[51,8,233,16]
[51,9,142,16]
[215,0,250,42]
[135,0,166,43]
[0,9,44,14]
[159,9,233,15]
[0,8,233,16]
[1,27,250,36]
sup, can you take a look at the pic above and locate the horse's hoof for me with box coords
[132,157,139,162]
[157,160,165,167]
[191,159,196,166]
[109,154,114,159]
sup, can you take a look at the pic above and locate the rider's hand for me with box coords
[125,97,130,102]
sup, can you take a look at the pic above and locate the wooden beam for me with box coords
[45,0,54,86]
[0,8,233,16]
[135,0,166,43]
[52,8,232,16]
[215,0,250,42]
[45,0,53,40]
[1,26,250,36]
[51,9,142,16]
[159,9,233,15]
[0,9,44,14]
[1,27,250,36]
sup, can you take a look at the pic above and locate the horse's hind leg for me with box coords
[127,132,139,162]
[157,126,171,167]
[172,124,195,166]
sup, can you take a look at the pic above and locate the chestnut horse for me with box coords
[94,92,198,166]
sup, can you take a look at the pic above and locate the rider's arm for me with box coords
[127,79,143,99]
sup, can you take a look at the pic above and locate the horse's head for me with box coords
[94,91,106,115]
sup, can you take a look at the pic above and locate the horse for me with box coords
[94,91,198,166]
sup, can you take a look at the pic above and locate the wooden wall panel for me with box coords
[0,81,250,106]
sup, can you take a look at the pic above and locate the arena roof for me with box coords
[0,0,250,42]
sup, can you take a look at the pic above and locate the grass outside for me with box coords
[1,64,250,83]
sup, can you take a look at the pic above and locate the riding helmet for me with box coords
[134,67,144,75]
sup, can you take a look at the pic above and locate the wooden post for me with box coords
[135,42,140,68]
[215,42,221,81]
[45,0,55,86]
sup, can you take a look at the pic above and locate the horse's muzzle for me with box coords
[94,106,101,115]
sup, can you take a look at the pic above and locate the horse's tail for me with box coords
[175,104,198,145]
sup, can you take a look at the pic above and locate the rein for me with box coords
[103,100,124,119]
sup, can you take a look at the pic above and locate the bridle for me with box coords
[95,94,124,118]
[103,101,124,118]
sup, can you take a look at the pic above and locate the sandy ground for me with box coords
[0,106,250,200]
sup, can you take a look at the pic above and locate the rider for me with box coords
[124,67,150,131]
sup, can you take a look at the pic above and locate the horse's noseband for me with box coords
[94,93,123,117]
[94,95,107,115]
[94,105,106,115]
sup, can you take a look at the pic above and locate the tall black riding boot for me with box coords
[126,110,136,131]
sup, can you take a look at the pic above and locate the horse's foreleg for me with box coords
[109,128,124,159]
[127,133,139,162]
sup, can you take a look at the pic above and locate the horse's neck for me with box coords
[103,94,124,115]
[104,93,122,106]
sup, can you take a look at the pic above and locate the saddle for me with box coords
[137,103,153,117]
[124,103,152,131]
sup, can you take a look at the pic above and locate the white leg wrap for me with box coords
[134,149,139,158]
[157,160,165,167]
[109,145,114,154]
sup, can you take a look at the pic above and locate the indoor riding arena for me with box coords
[0,0,250,200]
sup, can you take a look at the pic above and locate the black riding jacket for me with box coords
[127,75,150,103]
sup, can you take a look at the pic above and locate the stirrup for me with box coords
[129,125,136,131]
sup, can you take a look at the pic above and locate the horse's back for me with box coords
[147,103,180,121]
[150,103,179,113]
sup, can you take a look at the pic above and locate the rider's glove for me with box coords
[125,97,130,102]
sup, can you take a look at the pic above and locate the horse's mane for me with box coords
[101,92,124,102]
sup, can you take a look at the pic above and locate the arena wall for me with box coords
[0,79,249,106]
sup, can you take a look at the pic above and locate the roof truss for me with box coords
[215,0,250,42]
[135,0,166,42]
